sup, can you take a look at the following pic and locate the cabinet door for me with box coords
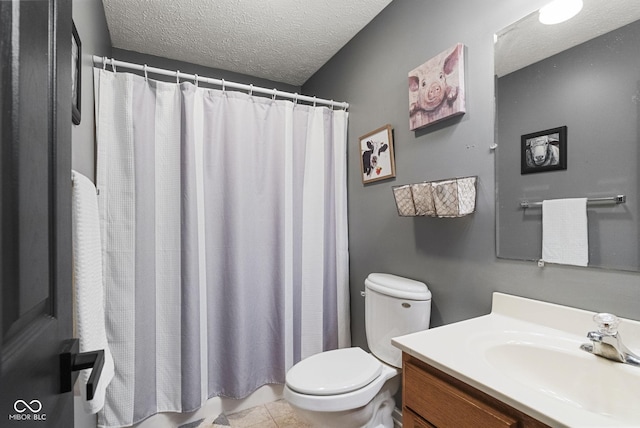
[405,361,518,428]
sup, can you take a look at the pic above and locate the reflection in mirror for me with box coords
[495,0,640,272]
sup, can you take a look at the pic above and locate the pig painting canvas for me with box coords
[409,43,465,130]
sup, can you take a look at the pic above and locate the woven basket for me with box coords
[392,184,416,216]
[393,176,477,218]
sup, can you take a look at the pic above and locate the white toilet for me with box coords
[284,273,431,428]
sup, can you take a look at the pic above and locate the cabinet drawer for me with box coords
[403,407,436,428]
[402,407,436,428]
[405,361,517,428]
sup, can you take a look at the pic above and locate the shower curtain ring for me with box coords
[330,100,334,110]
[176,70,180,84]
[194,74,199,87]
[110,58,117,73]
[313,96,317,107]
[102,57,107,70]
[272,88,277,100]
[143,64,148,81]
[249,84,253,96]
[293,93,298,105]
[221,79,226,92]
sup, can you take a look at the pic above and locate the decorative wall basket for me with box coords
[393,176,477,218]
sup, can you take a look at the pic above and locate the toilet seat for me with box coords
[286,347,382,395]
[284,358,400,413]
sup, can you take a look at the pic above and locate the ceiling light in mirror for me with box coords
[539,0,583,25]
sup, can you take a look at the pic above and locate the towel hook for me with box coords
[110,58,117,73]
[143,64,148,81]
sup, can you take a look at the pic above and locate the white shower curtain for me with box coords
[94,69,350,427]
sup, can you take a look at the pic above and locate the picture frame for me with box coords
[521,126,567,174]
[72,21,81,125]
[359,124,396,184]
[408,43,466,130]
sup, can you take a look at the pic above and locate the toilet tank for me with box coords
[364,273,431,368]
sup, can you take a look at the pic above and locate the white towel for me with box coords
[71,170,115,414]
[542,198,589,267]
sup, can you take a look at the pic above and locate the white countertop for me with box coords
[392,292,640,428]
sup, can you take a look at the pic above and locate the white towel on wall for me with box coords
[542,198,589,267]
[72,170,115,414]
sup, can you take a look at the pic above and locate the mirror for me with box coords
[495,0,640,272]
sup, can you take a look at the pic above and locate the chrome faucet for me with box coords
[580,313,640,367]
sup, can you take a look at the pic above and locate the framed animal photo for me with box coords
[72,21,81,125]
[408,43,465,130]
[359,125,395,184]
[521,126,567,174]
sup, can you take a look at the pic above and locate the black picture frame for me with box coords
[521,126,567,174]
[71,21,81,125]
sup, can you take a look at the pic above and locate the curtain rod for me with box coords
[92,56,349,110]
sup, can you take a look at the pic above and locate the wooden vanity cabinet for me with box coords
[402,353,550,428]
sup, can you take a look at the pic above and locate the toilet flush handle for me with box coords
[360,290,366,297]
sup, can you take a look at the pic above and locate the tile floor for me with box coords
[192,399,312,428]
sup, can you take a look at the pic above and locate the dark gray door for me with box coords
[1,0,74,426]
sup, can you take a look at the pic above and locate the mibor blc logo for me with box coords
[8,399,47,422]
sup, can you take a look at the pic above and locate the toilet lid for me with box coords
[285,347,382,396]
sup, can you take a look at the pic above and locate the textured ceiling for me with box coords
[102,0,393,86]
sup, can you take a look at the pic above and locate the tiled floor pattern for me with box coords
[193,399,312,428]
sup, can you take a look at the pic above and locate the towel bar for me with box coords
[520,194,626,209]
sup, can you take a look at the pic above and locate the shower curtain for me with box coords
[94,69,350,427]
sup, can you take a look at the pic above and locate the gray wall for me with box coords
[302,0,640,350]
[71,0,112,180]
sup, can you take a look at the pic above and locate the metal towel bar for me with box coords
[520,195,626,209]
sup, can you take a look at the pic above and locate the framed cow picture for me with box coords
[359,125,395,184]
[521,126,567,174]
[409,43,466,130]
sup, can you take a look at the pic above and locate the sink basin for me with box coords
[392,293,640,427]
[479,332,640,424]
